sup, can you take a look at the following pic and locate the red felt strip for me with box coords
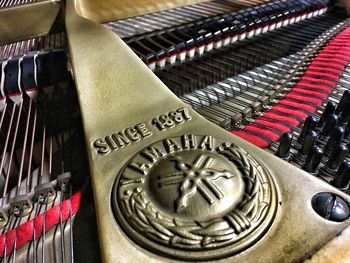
[315,58,348,65]
[329,43,350,46]
[332,44,350,47]
[231,130,270,148]
[317,51,348,57]
[310,61,345,70]
[322,49,350,54]
[244,126,280,142]
[321,48,350,54]
[332,35,350,39]
[306,66,343,77]
[320,52,350,57]
[0,189,83,256]
[285,93,323,106]
[300,76,336,87]
[309,62,346,70]
[335,39,350,42]
[254,119,291,133]
[294,83,332,93]
[271,105,309,119]
[278,100,317,113]
[263,112,300,126]
[317,54,349,61]
[335,38,350,41]
[303,71,340,81]
[291,88,329,99]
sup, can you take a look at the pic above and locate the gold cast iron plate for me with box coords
[0,0,61,45]
[65,0,350,261]
[74,0,211,23]
[112,135,277,260]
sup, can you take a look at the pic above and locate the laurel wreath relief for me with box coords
[120,146,271,249]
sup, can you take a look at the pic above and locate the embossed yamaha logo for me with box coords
[112,135,277,260]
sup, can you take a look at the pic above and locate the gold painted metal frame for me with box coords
[74,0,211,23]
[64,0,350,262]
[0,0,61,46]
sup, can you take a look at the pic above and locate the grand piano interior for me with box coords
[1,0,350,262]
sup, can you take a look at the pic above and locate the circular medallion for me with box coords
[112,135,278,260]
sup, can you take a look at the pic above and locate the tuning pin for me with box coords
[336,90,350,114]
[332,161,350,190]
[298,116,318,142]
[276,133,293,160]
[326,144,349,171]
[302,145,323,174]
[321,114,338,137]
[318,101,336,128]
[300,130,318,155]
[324,126,345,154]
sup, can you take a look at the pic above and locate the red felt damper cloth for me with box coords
[303,71,340,82]
[263,112,301,126]
[254,119,292,133]
[310,61,345,70]
[322,48,350,54]
[319,51,350,58]
[291,88,329,100]
[231,130,270,148]
[317,54,349,61]
[300,77,337,87]
[314,58,349,66]
[0,190,83,256]
[294,83,332,93]
[285,93,323,106]
[243,125,280,142]
[321,47,350,52]
[306,66,343,77]
[270,105,309,120]
[278,99,317,113]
